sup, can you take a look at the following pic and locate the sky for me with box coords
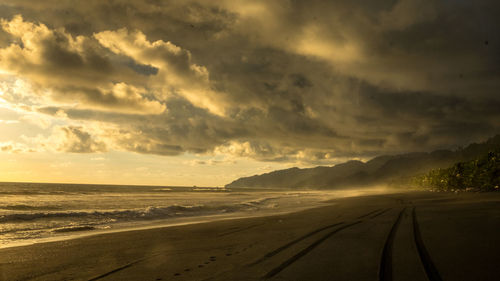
[0,0,499,186]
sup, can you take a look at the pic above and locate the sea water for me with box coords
[0,182,386,248]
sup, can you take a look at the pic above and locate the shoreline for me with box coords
[0,187,401,250]
[0,205,328,250]
[2,190,499,280]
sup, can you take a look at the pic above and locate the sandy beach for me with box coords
[1,190,499,281]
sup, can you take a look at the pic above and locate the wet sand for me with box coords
[1,191,499,281]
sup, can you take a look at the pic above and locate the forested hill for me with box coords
[410,150,500,191]
[225,135,500,189]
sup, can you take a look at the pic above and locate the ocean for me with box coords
[0,182,385,248]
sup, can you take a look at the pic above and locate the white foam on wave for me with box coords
[0,183,396,249]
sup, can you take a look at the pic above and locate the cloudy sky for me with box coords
[0,0,498,186]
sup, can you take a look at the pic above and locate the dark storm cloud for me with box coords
[37,97,248,155]
[58,126,107,153]
[0,0,499,162]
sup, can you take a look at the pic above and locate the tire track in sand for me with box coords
[379,208,405,281]
[262,221,362,279]
[412,207,443,281]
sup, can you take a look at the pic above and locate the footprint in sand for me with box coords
[174,273,181,276]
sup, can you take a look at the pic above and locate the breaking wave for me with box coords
[0,197,278,223]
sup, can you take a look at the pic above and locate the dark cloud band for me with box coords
[0,0,499,163]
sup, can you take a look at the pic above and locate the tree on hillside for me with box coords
[411,151,500,191]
